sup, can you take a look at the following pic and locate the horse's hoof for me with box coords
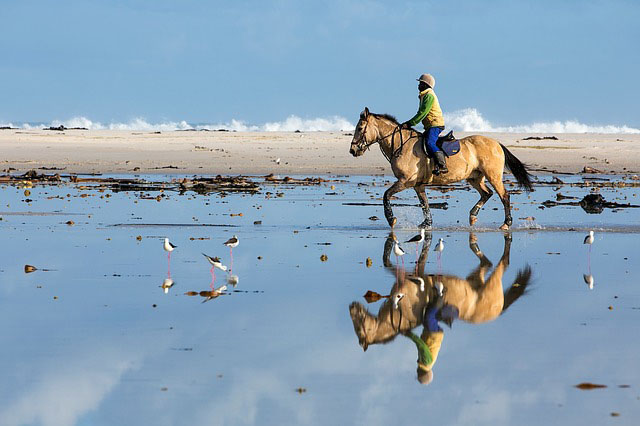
[469,216,478,226]
[499,223,510,231]
[389,217,397,228]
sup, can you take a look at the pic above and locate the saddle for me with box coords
[422,130,460,157]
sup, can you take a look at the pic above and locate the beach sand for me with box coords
[1,129,639,175]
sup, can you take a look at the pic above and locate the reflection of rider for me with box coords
[402,73,448,176]
[405,294,458,385]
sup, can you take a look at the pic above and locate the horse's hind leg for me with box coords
[383,181,405,228]
[467,175,493,226]
[485,171,512,230]
[414,185,432,229]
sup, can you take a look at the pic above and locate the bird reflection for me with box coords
[201,285,227,303]
[161,277,175,294]
[227,274,239,287]
[583,273,594,290]
[350,232,532,385]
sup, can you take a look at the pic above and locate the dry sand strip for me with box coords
[1,129,639,176]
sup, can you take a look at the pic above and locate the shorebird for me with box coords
[163,238,177,253]
[584,230,594,268]
[202,253,227,289]
[434,238,444,253]
[434,238,444,274]
[161,278,174,294]
[392,293,405,310]
[406,228,426,258]
[163,238,177,276]
[203,253,227,272]
[393,240,405,258]
[406,228,426,245]
[223,235,239,272]
[583,230,595,245]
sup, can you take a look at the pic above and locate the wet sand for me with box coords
[1,129,639,175]
[1,174,640,425]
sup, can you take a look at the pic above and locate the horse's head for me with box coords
[349,302,377,351]
[349,107,377,157]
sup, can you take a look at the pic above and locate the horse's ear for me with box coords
[360,107,369,119]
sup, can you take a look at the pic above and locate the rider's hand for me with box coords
[401,122,411,129]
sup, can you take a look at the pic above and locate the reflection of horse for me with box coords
[349,108,534,230]
[349,233,532,351]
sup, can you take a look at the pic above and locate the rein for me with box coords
[354,117,418,162]
[383,124,417,162]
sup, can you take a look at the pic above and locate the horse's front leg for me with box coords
[383,181,405,228]
[414,184,432,229]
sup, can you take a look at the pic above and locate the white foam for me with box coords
[445,108,640,134]
[197,115,354,132]
[13,115,354,132]
[7,110,639,134]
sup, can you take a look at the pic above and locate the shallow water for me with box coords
[1,174,639,425]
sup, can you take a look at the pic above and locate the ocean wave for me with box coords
[5,110,639,133]
[445,108,640,134]
[16,115,354,132]
[197,115,355,132]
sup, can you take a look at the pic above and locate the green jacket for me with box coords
[407,88,445,128]
[406,331,434,367]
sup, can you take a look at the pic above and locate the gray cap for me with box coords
[417,73,435,88]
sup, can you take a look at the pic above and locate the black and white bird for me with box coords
[163,238,177,253]
[223,235,239,272]
[434,238,444,253]
[406,228,426,245]
[223,235,239,249]
[202,253,228,272]
[583,230,594,245]
[163,238,177,276]
[406,228,426,258]
[393,240,405,257]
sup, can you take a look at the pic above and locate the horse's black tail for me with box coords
[500,144,534,192]
[501,265,533,315]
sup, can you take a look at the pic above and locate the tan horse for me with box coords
[349,232,532,351]
[349,107,534,230]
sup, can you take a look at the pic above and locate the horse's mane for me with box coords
[371,112,400,125]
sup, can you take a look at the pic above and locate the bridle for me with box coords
[351,119,377,154]
[352,118,418,162]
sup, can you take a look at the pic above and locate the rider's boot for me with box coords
[434,151,448,175]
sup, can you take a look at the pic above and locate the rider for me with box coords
[404,289,458,385]
[402,73,448,175]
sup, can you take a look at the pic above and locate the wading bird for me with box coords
[202,253,227,289]
[223,235,239,272]
[163,238,177,276]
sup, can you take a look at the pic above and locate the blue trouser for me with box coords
[424,126,444,156]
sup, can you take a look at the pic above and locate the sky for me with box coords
[1,0,639,128]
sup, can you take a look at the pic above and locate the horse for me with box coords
[349,232,532,352]
[349,107,534,230]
